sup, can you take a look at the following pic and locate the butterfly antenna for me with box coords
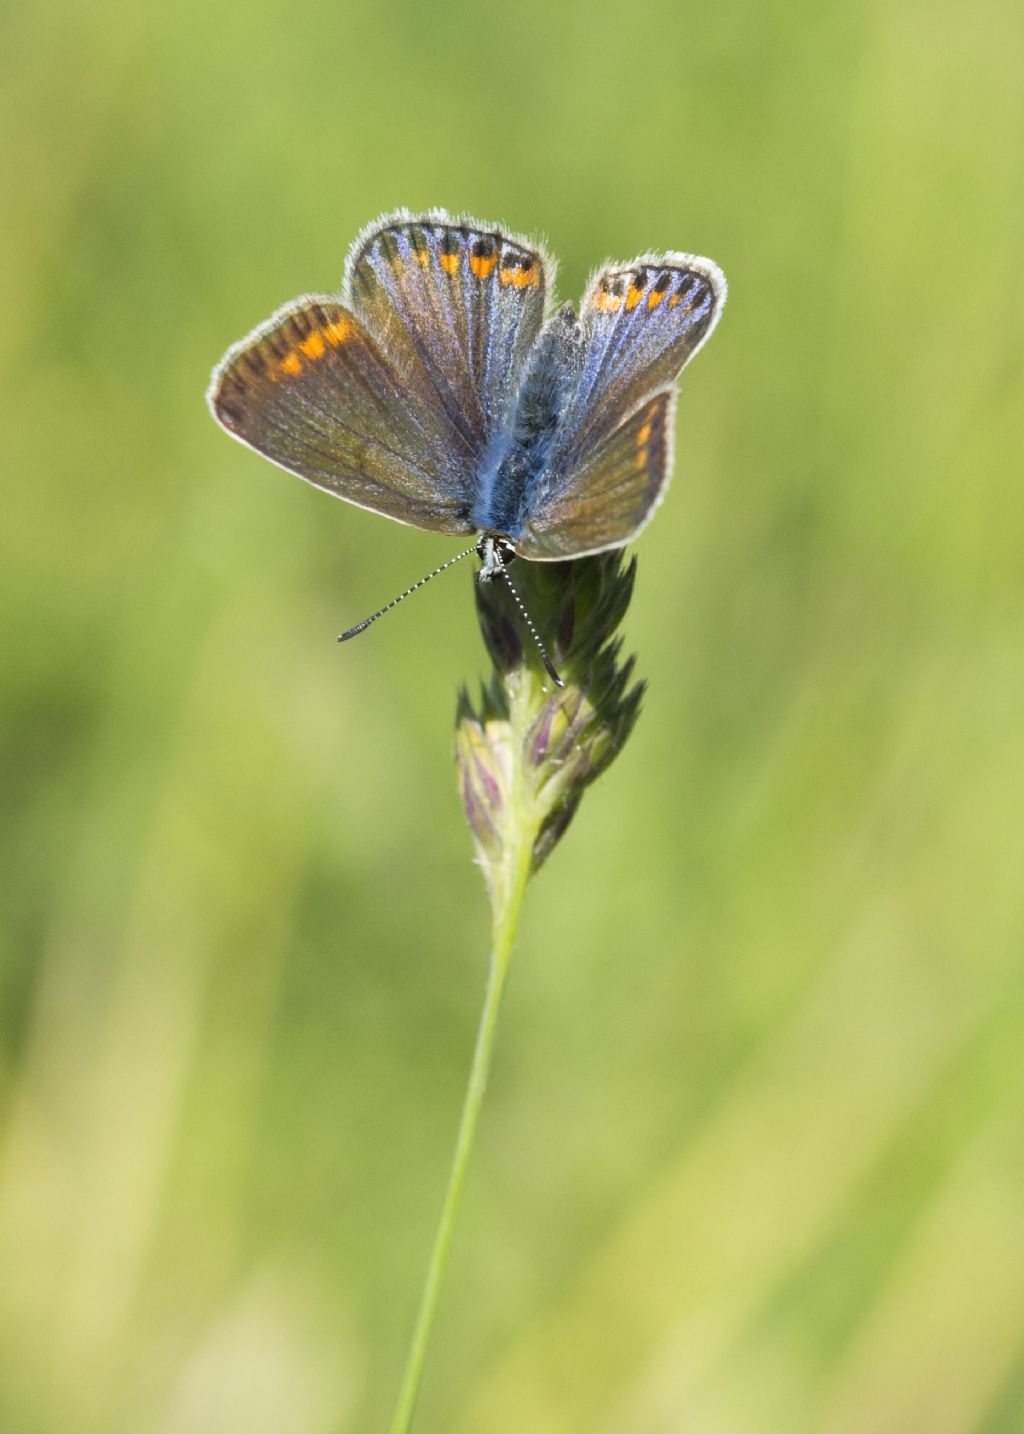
[496,556,565,689]
[337,544,479,642]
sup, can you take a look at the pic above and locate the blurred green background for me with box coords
[2,0,1023,1430]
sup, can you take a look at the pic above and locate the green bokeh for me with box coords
[2,0,1023,1429]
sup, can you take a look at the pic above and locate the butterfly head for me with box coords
[476,534,517,582]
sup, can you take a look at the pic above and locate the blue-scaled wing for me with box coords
[345,210,553,461]
[208,296,477,533]
[516,254,726,559]
[208,210,554,535]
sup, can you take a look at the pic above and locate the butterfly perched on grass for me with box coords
[208,210,725,674]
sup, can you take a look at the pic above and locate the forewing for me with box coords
[558,253,725,457]
[208,296,476,535]
[517,387,676,559]
[345,210,554,460]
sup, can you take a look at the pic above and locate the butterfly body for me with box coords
[470,303,582,542]
[209,210,726,565]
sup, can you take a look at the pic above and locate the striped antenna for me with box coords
[337,544,479,642]
[493,554,565,689]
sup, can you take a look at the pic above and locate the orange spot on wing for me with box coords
[592,290,623,313]
[301,332,326,360]
[279,352,302,377]
[439,252,461,276]
[648,288,667,310]
[625,284,645,311]
[636,415,656,470]
[668,292,683,308]
[412,247,430,268]
[469,252,498,279]
[498,257,539,289]
[324,319,351,346]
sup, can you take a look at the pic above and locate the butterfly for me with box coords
[208,210,726,676]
